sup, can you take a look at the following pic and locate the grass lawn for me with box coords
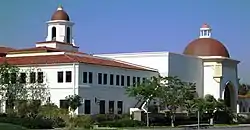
[0,123,27,130]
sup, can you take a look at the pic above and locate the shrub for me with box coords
[99,119,145,127]
[91,114,124,123]
[70,115,94,128]
[237,114,250,124]
[0,116,53,129]
[38,103,68,128]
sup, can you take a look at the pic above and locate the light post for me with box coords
[197,110,200,130]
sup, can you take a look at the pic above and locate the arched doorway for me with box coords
[224,84,231,107]
[223,81,236,110]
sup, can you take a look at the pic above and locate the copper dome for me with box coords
[51,6,70,21]
[183,38,230,58]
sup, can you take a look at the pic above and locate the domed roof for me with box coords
[183,38,230,58]
[51,6,70,21]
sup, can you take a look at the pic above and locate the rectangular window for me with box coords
[127,76,130,86]
[103,73,108,85]
[30,72,36,83]
[137,77,140,85]
[5,100,14,112]
[83,72,88,83]
[132,77,136,86]
[99,100,105,114]
[116,75,120,86]
[142,77,146,84]
[98,73,102,84]
[20,73,26,83]
[84,100,91,114]
[121,75,124,86]
[89,72,93,83]
[110,74,114,85]
[66,71,72,82]
[37,72,43,83]
[10,73,17,84]
[57,71,63,83]
[117,101,123,114]
[59,100,69,109]
[109,101,115,114]
[3,73,9,84]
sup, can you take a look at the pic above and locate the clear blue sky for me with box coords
[0,0,249,83]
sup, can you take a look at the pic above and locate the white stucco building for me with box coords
[0,6,245,114]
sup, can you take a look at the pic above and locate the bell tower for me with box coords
[36,5,78,51]
[46,5,75,44]
[199,23,212,38]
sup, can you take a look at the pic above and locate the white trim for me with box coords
[94,51,169,57]
[6,52,65,57]
[113,59,158,72]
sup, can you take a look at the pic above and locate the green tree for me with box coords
[126,76,161,127]
[158,76,196,127]
[204,94,217,125]
[0,62,50,117]
[215,98,235,124]
[65,94,82,114]
[126,76,161,106]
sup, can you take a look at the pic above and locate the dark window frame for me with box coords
[20,73,26,83]
[89,72,93,83]
[30,72,36,83]
[60,99,69,110]
[10,73,17,84]
[37,72,43,83]
[116,75,120,86]
[109,101,115,114]
[66,71,72,83]
[84,100,91,114]
[52,27,56,40]
[117,101,123,114]
[137,77,140,85]
[83,72,88,83]
[57,71,64,83]
[127,76,130,86]
[132,77,136,86]
[103,73,108,85]
[121,75,124,86]
[110,74,114,85]
[99,100,105,114]
[98,73,102,84]
[66,27,71,43]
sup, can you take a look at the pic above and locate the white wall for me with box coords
[168,53,203,96]
[78,63,158,114]
[20,64,79,111]
[96,52,204,96]
[95,52,169,76]
[221,60,239,111]
[203,63,221,99]
[46,21,74,43]
[1,64,79,113]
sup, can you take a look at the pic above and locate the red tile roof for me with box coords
[0,54,155,72]
[0,47,16,53]
[8,46,86,54]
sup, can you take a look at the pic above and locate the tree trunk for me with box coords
[171,114,175,127]
[209,118,214,125]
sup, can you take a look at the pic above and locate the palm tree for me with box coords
[238,83,249,95]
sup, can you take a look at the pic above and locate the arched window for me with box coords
[52,27,56,40]
[66,27,71,43]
